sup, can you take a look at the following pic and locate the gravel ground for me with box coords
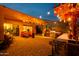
[0,36,52,56]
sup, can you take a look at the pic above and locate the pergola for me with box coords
[54,3,79,40]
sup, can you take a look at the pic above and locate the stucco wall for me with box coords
[0,15,4,40]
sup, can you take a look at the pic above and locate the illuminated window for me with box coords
[23,26,32,32]
[4,23,13,30]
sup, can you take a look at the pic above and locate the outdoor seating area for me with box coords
[0,3,79,56]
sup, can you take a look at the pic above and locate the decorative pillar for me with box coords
[19,25,23,37]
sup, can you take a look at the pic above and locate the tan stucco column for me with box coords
[19,25,23,36]
[0,15,4,41]
[32,24,36,34]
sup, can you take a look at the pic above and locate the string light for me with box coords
[67,17,72,22]
[47,11,50,15]
[39,16,42,19]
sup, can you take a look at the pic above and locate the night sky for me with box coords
[0,3,58,21]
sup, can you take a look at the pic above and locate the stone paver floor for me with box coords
[0,36,52,56]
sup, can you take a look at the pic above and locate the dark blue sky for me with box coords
[0,3,58,21]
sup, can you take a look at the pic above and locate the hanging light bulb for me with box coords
[68,17,72,22]
[59,19,62,22]
[47,11,50,15]
[39,16,42,19]
[64,20,66,23]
